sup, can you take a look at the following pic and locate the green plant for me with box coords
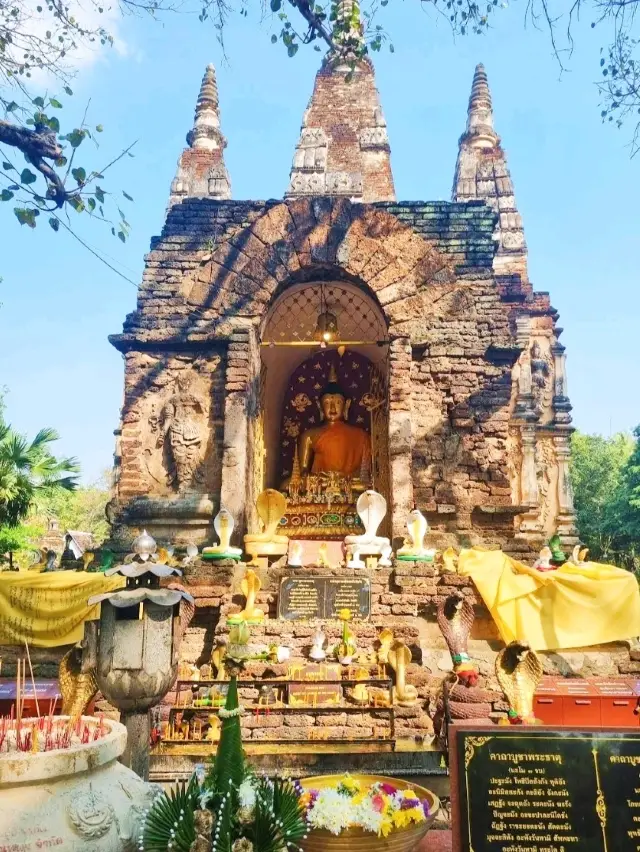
[249,777,308,852]
[141,776,199,851]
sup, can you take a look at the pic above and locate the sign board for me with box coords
[278,576,371,620]
[451,725,640,852]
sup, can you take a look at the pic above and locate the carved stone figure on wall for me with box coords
[156,374,206,492]
[530,341,553,421]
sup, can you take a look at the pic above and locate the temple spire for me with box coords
[465,63,498,147]
[452,63,527,281]
[169,62,231,206]
[187,63,222,150]
[286,12,395,202]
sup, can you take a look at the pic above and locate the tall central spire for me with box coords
[285,11,395,202]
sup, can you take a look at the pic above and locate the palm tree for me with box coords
[0,422,80,565]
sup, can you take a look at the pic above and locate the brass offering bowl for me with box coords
[300,773,440,852]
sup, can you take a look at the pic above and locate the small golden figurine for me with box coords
[205,714,221,741]
[495,640,543,725]
[228,568,265,624]
[59,645,98,718]
[244,489,289,564]
[210,644,227,681]
[377,628,394,664]
[388,640,418,707]
[335,609,357,664]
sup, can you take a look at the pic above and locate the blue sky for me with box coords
[0,0,638,482]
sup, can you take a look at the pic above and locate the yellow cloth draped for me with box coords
[457,548,640,651]
[0,571,124,647]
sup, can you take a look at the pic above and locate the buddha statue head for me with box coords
[319,364,350,423]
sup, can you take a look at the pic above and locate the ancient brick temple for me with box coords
[95,22,640,789]
[109,42,575,557]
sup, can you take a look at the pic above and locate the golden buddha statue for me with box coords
[284,365,371,500]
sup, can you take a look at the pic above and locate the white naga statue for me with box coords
[344,490,392,568]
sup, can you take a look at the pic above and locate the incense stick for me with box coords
[24,642,40,719]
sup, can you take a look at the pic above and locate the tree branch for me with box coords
[0,120,62,161]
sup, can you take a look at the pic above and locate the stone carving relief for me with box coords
[207,164,231,198]
[535,437,558,534]
[325,171,363,195]
[359,126,389,149]
[67,788,115,839]
[530,340,554,422]
[288,171,325,195]
[128,357,222,497]
[506,426,523,505]
[150,372,207,492]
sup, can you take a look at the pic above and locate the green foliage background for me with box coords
[570,427,640,570]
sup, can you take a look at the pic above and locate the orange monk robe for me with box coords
[311,422,370,477]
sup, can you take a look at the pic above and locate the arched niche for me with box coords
[259,280,389,496]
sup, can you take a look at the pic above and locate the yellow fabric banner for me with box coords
[457,548,640,651]
[0,571,124,647]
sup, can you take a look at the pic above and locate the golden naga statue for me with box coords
[284,365,371,498]
[229,568,265,624]
[495,641,543,725]
[59,645,98,718]
[388,640,418,707]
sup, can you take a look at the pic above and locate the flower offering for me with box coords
[301,774,433,838]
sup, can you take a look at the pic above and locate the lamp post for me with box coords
[83,531,194,779]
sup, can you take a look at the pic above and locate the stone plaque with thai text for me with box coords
[278,576,370,620]
[451,725,640,852]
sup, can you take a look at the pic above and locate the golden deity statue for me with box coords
[283,365,371,501]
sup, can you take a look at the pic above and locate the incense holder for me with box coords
[0,716,156,850]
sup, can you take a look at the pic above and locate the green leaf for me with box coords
[68,196,85,213]
[63,86,73,96]
[48,217,60,231]
[2,162,14,171]
[49,98,63,109]
[271,34,277,43]
[32,96,45,108]
[270,0,281,10]
[122,190,133,201]
[6,101,18,112]
[14,207,40,227]
[47,116,60,133]
[95,186,105,203]
[20,168,37,185]
[95,124,104,132]
[71,166,87,185]
[87,197,96,212]
[64,129,85,148]
[1,189,14,201]
[55,156,67,167]
[117,230,126,243]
